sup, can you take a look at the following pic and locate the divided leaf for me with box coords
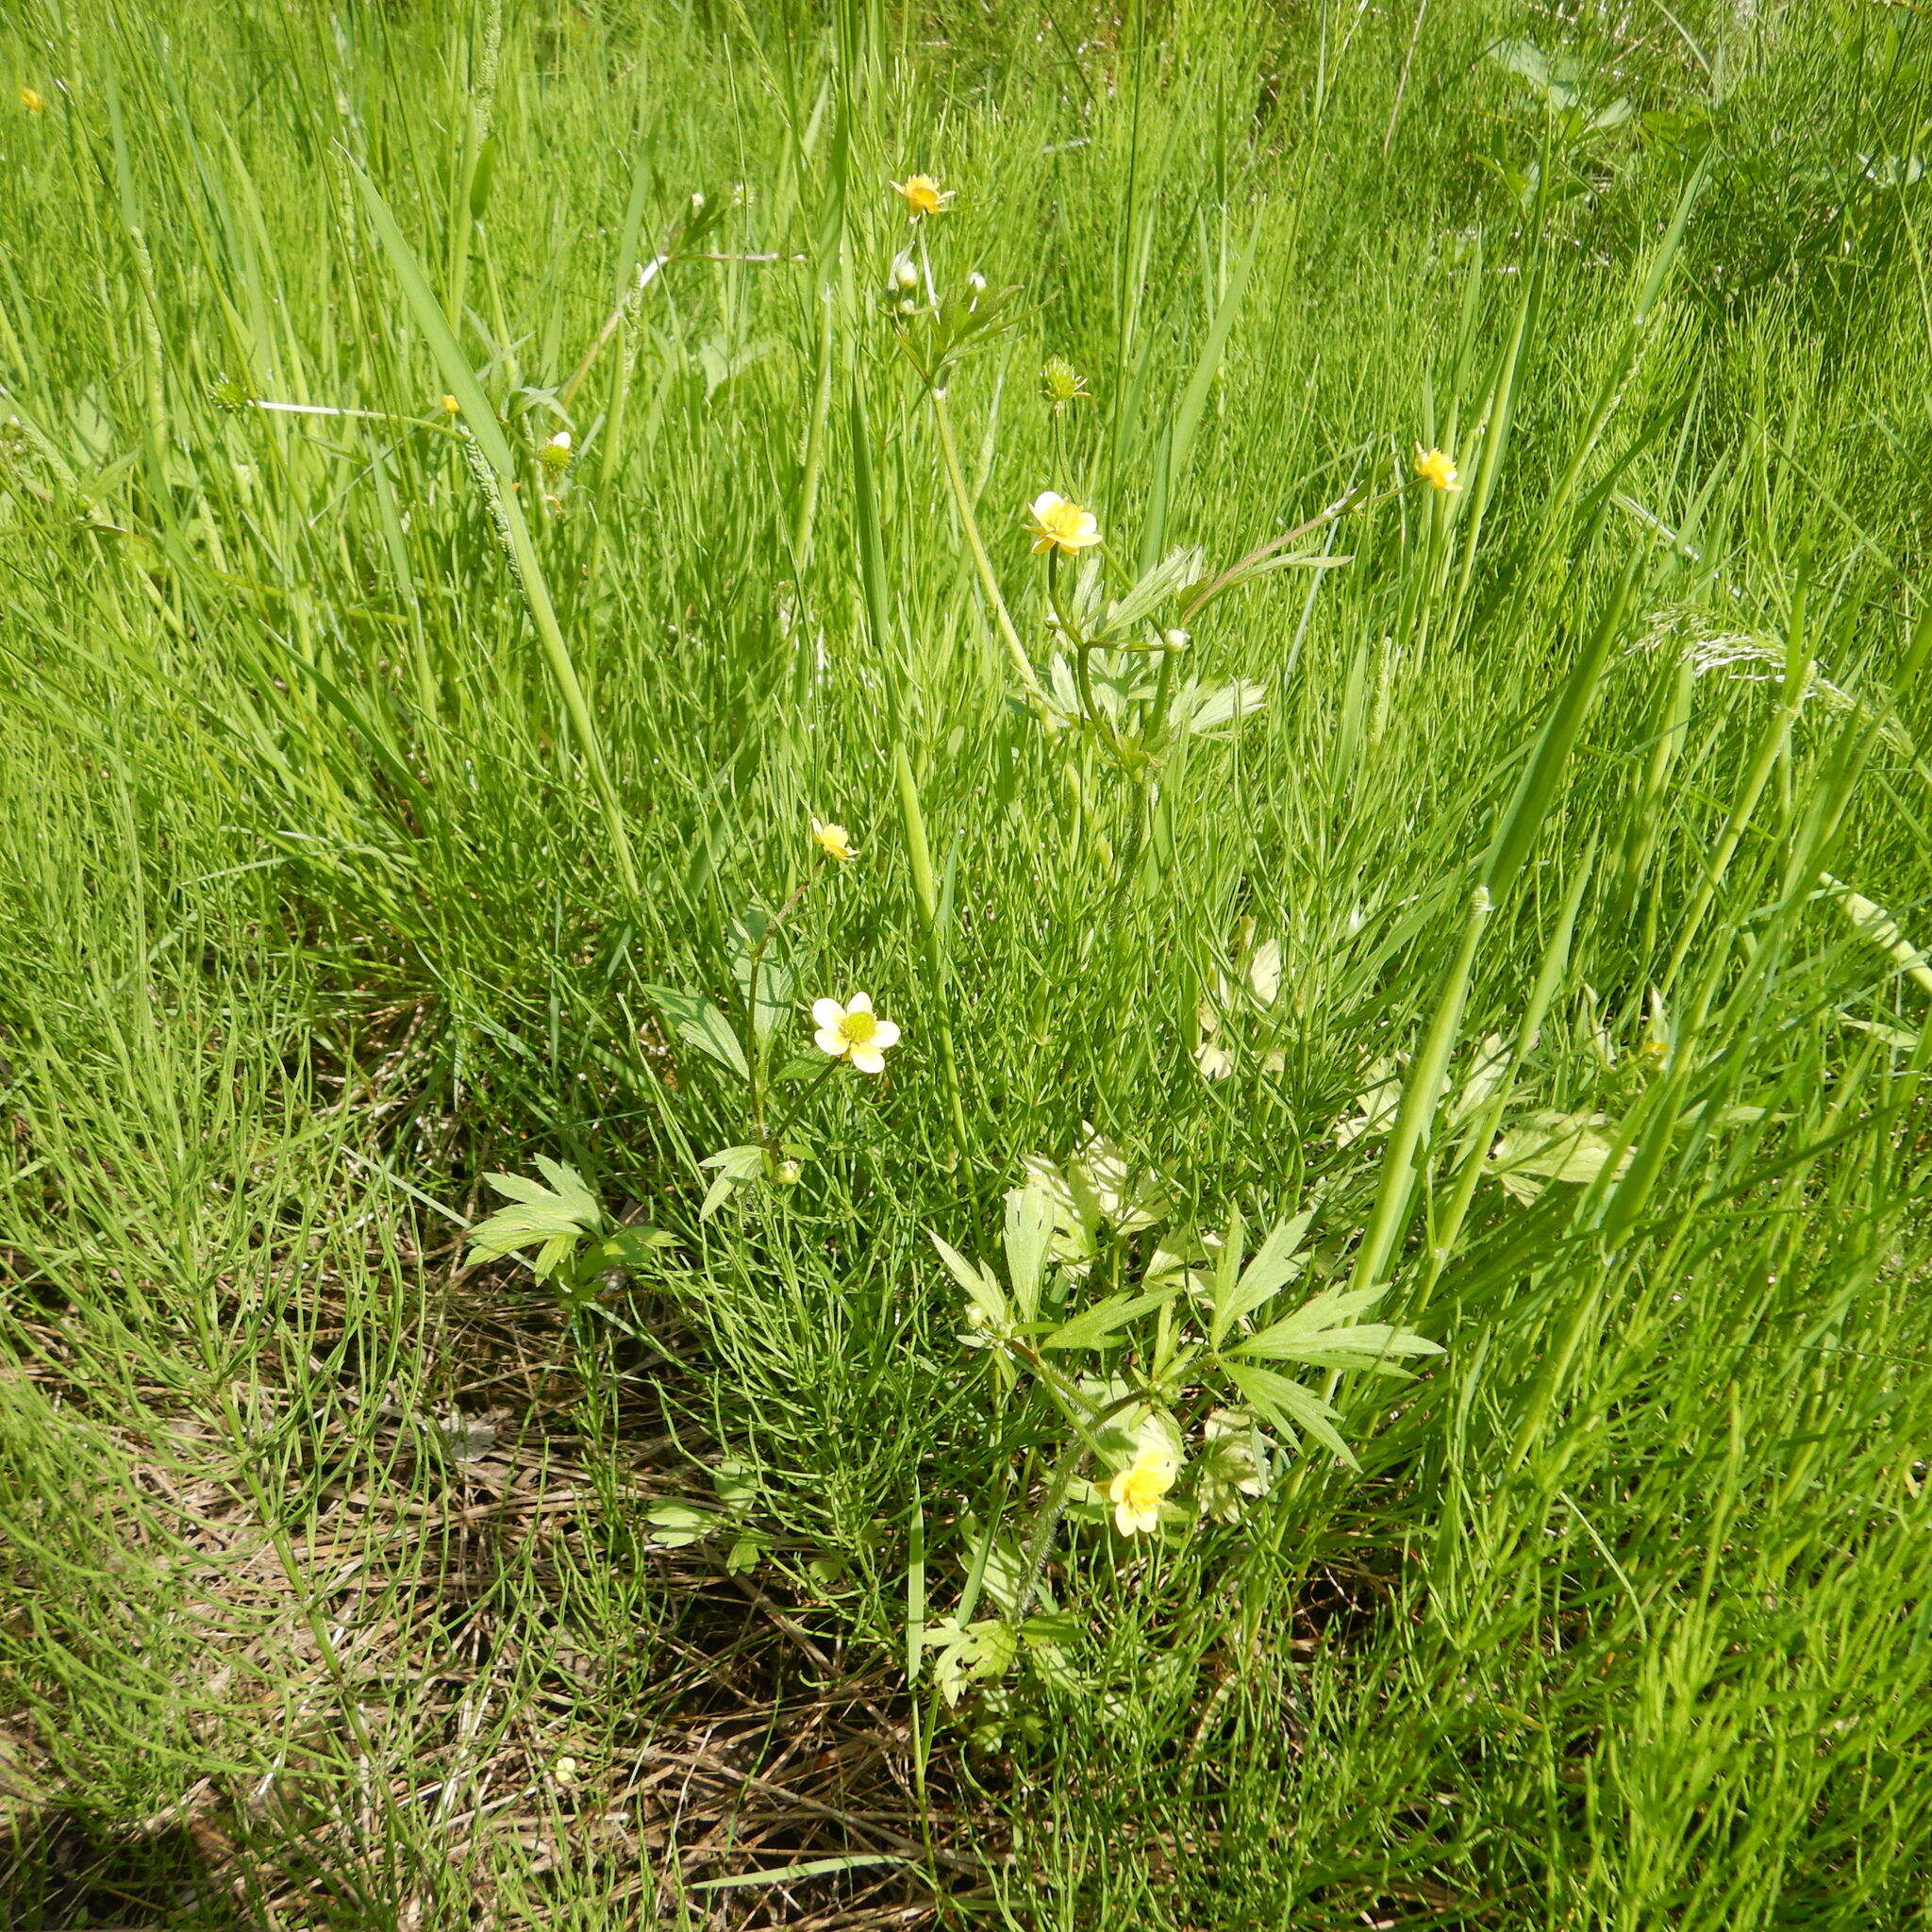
[1222,1360,1358,1468]
[648,984,750,1080]
[1041,1279,1183,1351]
[1002,1180,1055,1324]
[931,1232,1013,1341]
[1211,1208,1314,1346]
[466,1160,607,1278]
[1092,546,1207,641]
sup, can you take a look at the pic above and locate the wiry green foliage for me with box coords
[4,0,1932,1924]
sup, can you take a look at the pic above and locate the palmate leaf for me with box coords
[1222,1361,1358,1468]
[466,1158,607,1277]
[1170,678,1268,738]
[1488,1108,1632,1203]
[1002,1179,1055,1324]
[1209,1207,1314,1347]
[1233,1281,1442,1371]
[648,984,750,1080]
[1040,1279,1182,1350]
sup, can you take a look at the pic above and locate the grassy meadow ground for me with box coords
[6,0,1932,1924]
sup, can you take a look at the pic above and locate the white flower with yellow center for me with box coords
[1108,1441,1179,1536]
[810,992,900,1074]
[1026,491,1101,556]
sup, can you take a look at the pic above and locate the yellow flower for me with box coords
[811,992,901,1074]
[891,174,954,218]
[1108,1444,1178,1536]
[1413,444,1460,492]
[19,87,45,113]
[1027,491,1101,556]
[811,819,857,862]
[539,429,573,474]
[440,393,460,414]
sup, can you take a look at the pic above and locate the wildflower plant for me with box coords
[648,817,897,1217]
[463,1157,675,1324]
[926,1158,1443,1708]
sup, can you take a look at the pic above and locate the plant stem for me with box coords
[894,742,973,1167]
[930,386,1047,704]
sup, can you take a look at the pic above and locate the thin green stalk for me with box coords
[1349,881,1493,1298]
[929,386,1046,703]
[1660,595,1811,993]
[893,741,972,1168]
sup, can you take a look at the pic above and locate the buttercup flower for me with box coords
[1413,444,1460,492]
[892,174,954,218]
[1027,491,1101,556]
[440,393,460,414]
[811,818,857,862]
[1108,1442,1179,1536]
[811,992,901,1074]
[20,87,46,112]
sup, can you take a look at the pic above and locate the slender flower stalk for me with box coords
[928,390,1049,704]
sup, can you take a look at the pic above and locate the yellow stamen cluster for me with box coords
[1413,445,1461,492]
[810,994,901,1074]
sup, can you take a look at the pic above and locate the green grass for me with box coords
[6,0,1932,1924]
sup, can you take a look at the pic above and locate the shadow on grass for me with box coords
[3,1805,237,1931]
